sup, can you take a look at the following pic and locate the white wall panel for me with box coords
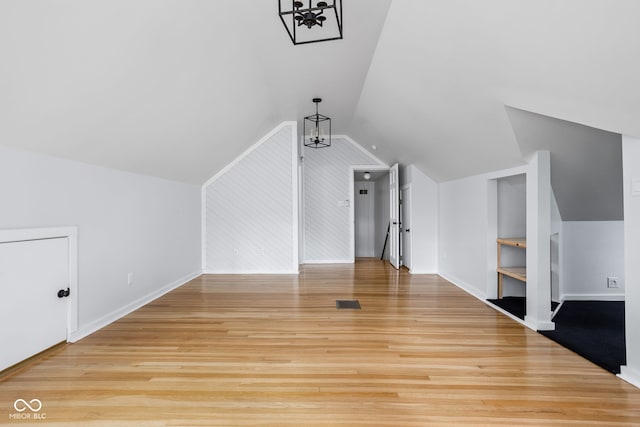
[405,165,438,274]
[562,221,625,300]
[438,174,490,297]
[303,137,384,262]
[620,135,640,388]
[205,124,297,273]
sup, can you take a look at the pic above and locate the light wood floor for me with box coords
[2,259,639,426]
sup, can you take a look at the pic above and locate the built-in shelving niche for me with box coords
[490,173,527,319]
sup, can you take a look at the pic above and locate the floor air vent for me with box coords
[336,300,361,310]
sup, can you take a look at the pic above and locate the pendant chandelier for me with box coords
[278,0,343,45]
[304,98,331,149]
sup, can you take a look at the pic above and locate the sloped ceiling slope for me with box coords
[0,1,390,184]
[350,0,640,182]
[507,107,622,221]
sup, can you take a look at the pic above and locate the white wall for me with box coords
[550,188,562,302]
[0,145,201,339]
[439,165,528,299]
[439,172,493,297]
[561,221,625,300]
[303,137,385,263]
[497,174,526,237]
[404,165,438,274]
[620,135,640,388]
[204,123,298,273]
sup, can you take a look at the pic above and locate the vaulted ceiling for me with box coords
[1,1,639,186]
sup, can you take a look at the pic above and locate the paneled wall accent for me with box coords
[303,137,385,262]
[204,123,297,273]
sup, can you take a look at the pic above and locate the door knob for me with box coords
[57,288,70,298]
[405,229,410,232]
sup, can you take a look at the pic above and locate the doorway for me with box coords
[350,166,389,262]
[355,180,375,257]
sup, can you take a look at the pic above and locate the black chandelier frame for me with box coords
[278,0,343,45]
[304,98,331,149]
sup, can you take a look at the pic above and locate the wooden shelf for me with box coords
[496,237,526,248]
[497,238,526,299]
[496,266,527,282]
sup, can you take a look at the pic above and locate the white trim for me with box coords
[202,269,299,275]
[349,165,390,262]
[485,165,528,180]
[409,269,438,275]
[551,300,564,318]
[438,271,487,302]
[201,185,207,269]
[335,135,389,167]
[299,148,306,265]
[0,226,79,339]
[303,259,354,264]
[560,293,626,301]
[524,315,556,331]
[618,366,640,389]
[291,122,300,271]
[401,184,412,270]
[486,177,499,300]
[69,270,201,342]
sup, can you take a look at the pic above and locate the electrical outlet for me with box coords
[607,276,619,288]
[127,272,134,285]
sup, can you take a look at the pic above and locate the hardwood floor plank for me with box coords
[1,259,639,426]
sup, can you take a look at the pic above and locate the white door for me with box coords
[355,181,375,257]
[402,186,412,270]
[0,238,69,371]
[389,163,401,269]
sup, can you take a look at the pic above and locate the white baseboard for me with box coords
[409,269,438,275]
[303,259,353,264]
[618,366,640,390]
[68,270,202,342]
[561,293,625,301]
[524,315,556,331]
[437,271,487,301]
[202,269,299,275]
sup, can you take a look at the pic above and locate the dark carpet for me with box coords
[487,297,560,321]
[540,301,626,374]
[487,296,526,319]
